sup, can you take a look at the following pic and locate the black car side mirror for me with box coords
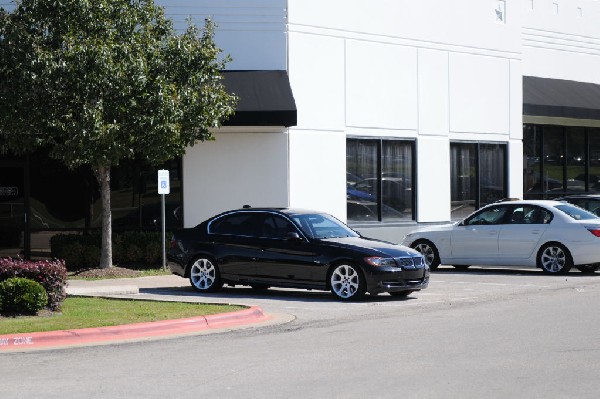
[286,232,304,242]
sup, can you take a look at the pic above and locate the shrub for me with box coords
[0,277,48,315]
[113,231,163,265]
[51,231,165,270]
[0,258,67,311]
[50,234,101,270]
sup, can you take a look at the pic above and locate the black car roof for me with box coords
[217,207,328,218]
[232,207,324,215]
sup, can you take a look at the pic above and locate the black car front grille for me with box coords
[395,256,425,269]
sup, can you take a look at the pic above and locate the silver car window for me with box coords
[465,206,508,226]
[555,204,599,220]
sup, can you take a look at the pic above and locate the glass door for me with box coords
[0,165,26,258]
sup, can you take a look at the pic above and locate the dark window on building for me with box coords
[523,124,600,198]
[450,142,507,220]
[346,138,415,223]
[2,149,183,258]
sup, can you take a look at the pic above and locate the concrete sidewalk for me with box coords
[66,274,191,295]
[1,275,289,352]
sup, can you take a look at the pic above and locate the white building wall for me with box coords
[288,131,347,218]
[156,0,288,70]
[174,0,600,239]
[522,0,600,84]
[286,0,522,241]
[182,130,289,226]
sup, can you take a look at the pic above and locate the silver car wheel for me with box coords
[190,258,217,290]
[330,264,363,300]
[415,243,435,266]
[411,241,440,270]
[540,245,568,274]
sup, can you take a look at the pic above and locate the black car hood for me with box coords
[320,236,418,257]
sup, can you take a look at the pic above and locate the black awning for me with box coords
[221,70,297,127]
[524,76,600,120]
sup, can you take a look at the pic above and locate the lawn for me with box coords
[0,297,246,335]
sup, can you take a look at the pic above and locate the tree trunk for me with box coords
[94,165,112,269]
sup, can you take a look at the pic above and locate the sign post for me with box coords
[157,170,170,271]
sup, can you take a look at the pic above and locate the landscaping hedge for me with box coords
[50,231,166,270]
[0,258,67,311]
[0,277,48,315]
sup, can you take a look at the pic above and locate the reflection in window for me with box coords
[590,129,600,192]
[543,126,564,193]
[524,125,542,198]
[450,143,476,219]
[480,143,506,206]
[346,139,414,222]
[29,149,183,231]
[450,142,507,220]
[566,127,585,192]
[523,124,600,197]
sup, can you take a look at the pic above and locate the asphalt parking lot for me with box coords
[89,265,600,325]
[5,265,600,399]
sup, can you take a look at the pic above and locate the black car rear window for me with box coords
[210,213,262,236]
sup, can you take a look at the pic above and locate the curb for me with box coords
[0,306,269,352]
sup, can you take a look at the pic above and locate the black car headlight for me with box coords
[364,257,397,267]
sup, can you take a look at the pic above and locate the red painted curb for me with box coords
[0,306,269,351]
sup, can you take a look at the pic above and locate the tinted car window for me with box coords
[262,214,299,239]
[464,206,508,225]
[555,204,599,220]
[507,206,552,224]
[209,213,263,236]
[292,214,358,239]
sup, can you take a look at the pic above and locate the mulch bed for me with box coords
[68,266,144,279]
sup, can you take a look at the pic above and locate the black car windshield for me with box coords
[292,213,359,239]
[554,204,599,220]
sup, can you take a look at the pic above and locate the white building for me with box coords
[158,0,600,241]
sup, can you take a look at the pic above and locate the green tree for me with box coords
[0,0,236,268]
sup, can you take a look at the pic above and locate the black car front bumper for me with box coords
[363,267,430,294]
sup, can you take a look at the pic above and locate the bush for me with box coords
[0,277,48,315]
[51,231,166,270]
[0,258,67,311]
[113,231,163,265]
[50,234,101,270]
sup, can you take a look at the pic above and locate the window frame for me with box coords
[450,141,508,221]
[346,137,416,224]
[523,124,600,198]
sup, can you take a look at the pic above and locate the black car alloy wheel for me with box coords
[189,257,223,292]
[329,263,366,300]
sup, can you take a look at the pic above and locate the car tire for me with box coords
[389,290,415,298]
[329,263,366,301]
[537,243,573,275]
[411,240,441,270]
[452,265,470,271]
[189,257,223,292]
[576,264,599,274]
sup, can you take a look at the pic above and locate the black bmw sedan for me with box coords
[167,208,429,300]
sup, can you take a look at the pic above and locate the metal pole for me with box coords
[161,193,166,271]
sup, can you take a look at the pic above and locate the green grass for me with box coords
[0,297,246,335]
